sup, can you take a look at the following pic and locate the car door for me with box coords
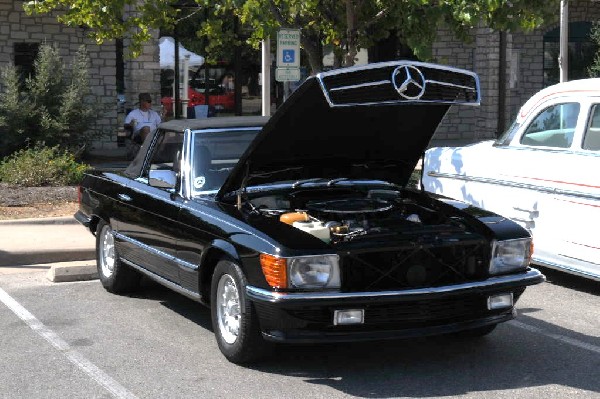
[116,130,184,284]
[537,101,600,277]
[175,127,261,295]
[474,99,600,276]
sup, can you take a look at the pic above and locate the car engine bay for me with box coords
[245,186,482,246]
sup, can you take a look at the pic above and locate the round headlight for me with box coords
[490,238,532,275]
[288,255,340,288]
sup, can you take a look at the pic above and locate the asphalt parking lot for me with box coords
[0,266,598,399]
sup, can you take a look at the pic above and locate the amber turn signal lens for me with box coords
[260,254,288,288]
[529,241,534,263]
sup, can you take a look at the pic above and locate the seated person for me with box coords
[124,93,162,143]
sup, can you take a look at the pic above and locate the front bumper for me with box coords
[246,268,545,343]
[74,210,92,228]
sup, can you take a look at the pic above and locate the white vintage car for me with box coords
[423,78,600,281]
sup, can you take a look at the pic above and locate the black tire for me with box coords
[96,221,140,294]
[210,260,270,364]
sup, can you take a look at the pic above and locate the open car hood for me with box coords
[217,61,480,200]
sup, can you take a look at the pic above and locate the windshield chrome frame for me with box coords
[184,126,263,199]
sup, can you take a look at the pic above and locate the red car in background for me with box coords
[161,85,235,117]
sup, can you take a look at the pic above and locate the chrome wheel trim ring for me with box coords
[216,273,241,344]
[99,226,116,278]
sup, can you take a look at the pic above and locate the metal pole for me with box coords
[234,16,242,116]
[497,31,507,136]
[182,55,190,118]
[559,0,569,83]
[262,38,271,116]
[174,33,181,118]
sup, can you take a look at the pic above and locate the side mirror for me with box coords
[149,169,177,189]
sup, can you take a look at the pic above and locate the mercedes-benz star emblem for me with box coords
[392,65,426,100]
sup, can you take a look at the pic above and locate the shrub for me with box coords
[0,144,89,187]
[0,66,37,156]
[408,168,422,188]
[0,43,99,158]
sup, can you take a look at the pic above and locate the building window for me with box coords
[543,21,597,86]
[14,42,40,83]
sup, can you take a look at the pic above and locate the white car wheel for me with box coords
[216,273,241,344]
[210,260,270,363]
[95,221,140,294]
[99,224,116,279]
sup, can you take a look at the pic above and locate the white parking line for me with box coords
[510,320,600,355]
[0,287,139,399]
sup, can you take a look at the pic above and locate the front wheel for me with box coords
[96,221,140,294]
[211,260,270,364]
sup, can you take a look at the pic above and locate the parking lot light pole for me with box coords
[262,38,271,116]
[559,0,569,83]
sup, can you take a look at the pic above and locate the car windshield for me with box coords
[190,128,260,195]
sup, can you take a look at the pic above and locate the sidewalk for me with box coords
[0,216,97,282]
[0,154,130,283]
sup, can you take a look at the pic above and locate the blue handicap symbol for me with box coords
[283,49,295,64]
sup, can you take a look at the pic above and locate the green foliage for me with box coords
[23,0,559,73]
[0,66,37,155]
[408,168,422,189]
[0,43,97,157]
[24,0,176,58]
[588,22,600,78]
[0,144,89,187]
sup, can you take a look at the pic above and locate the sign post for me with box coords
[276,28,301,82]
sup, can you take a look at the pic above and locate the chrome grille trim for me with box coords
[317,61,480,107]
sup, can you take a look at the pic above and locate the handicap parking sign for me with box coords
[277,28,301,67]
[283,49,295,64]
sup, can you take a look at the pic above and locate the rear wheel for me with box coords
[96,221,140,294]
[211,260,270,364]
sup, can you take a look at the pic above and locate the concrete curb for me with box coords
[0,249,96,267]
[0,216,78,226]
[46,260,98,283]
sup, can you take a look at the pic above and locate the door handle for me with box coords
[117,193,132,202]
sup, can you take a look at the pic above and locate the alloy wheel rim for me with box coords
[216,274,241,344]
[100,226,115,278]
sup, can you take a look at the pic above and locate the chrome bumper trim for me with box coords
[427,171,600,202]
[533,258,600,282]
[246,268,545,303]
[113,231,198,272]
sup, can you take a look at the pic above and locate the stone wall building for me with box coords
[1,1,598,151]
[0,1,160,153]
[431,0,600,145]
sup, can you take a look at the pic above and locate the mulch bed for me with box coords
[0,183,78,207]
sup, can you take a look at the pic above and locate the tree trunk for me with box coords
[344,0,358,67]
[301,34,324,73]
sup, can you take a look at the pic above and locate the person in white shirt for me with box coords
[124,93,162,143]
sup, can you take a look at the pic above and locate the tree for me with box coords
[24,0,560,73]
[589,22,600,78]
[0,43,98,156]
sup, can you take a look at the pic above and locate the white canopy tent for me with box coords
[159,36,205,69]
[159,36,205,118]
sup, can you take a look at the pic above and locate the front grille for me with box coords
[319,62,480,106]
[341,241,489,291]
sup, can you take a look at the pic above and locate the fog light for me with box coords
[487,293,513,310]
[333,309,364,325]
